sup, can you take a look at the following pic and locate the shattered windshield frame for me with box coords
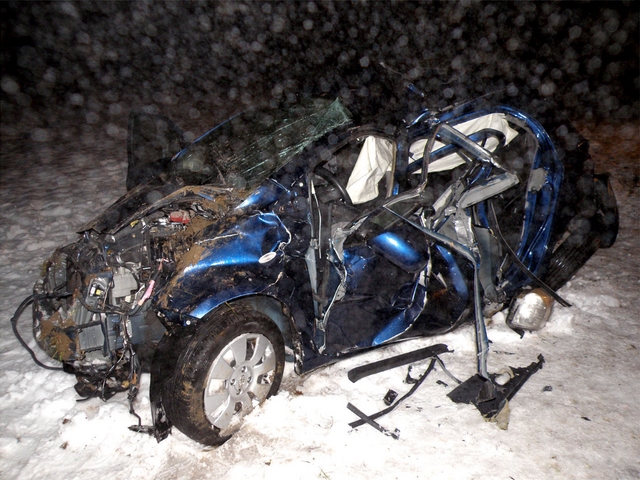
[171,98,353,190]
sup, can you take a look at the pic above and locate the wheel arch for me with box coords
[149,293,303,441]
[211,295,303,370]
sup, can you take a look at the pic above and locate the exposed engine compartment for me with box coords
[32,204,212,371]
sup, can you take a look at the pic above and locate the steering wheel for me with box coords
[314,166,353,206]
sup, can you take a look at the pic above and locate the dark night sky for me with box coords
[1,1,638,139]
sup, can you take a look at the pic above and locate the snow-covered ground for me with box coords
[0,118,638,480]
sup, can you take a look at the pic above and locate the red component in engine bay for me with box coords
[169,210,190,224]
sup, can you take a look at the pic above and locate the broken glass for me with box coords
[172,98,352,189]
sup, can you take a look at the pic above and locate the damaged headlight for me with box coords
[506,288,554,332]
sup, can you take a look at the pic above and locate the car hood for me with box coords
[78,182,241,235]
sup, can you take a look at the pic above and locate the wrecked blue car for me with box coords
[26,93,618,445]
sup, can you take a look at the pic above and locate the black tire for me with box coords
[543,175,619,291]
[163,304,285,445]
[544,231,600,291]
[593,174,619,248]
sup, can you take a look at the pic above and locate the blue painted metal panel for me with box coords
[342,246,378,291]
[160,212,291,321]
[372,282,427,345]
[183,213,290,273]
[235,179,288,212]
[368,231,428,273]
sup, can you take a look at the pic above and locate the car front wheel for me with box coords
[163,304,285,445]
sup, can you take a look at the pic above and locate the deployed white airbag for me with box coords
[346,136,394,204]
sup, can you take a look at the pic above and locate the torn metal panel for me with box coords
[157,211,293,322]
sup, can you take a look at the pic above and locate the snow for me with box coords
[0,121,639,480]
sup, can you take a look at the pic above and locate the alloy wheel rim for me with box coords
[203,333,277,430]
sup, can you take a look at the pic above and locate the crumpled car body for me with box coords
[31,94,618,445]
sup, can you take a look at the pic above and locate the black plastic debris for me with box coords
[448,354,545,428]
[405,366,419,384]
[347,403,400,440]
[383,389,398,406]
[348,357,438,434]
[348,343,450,383]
